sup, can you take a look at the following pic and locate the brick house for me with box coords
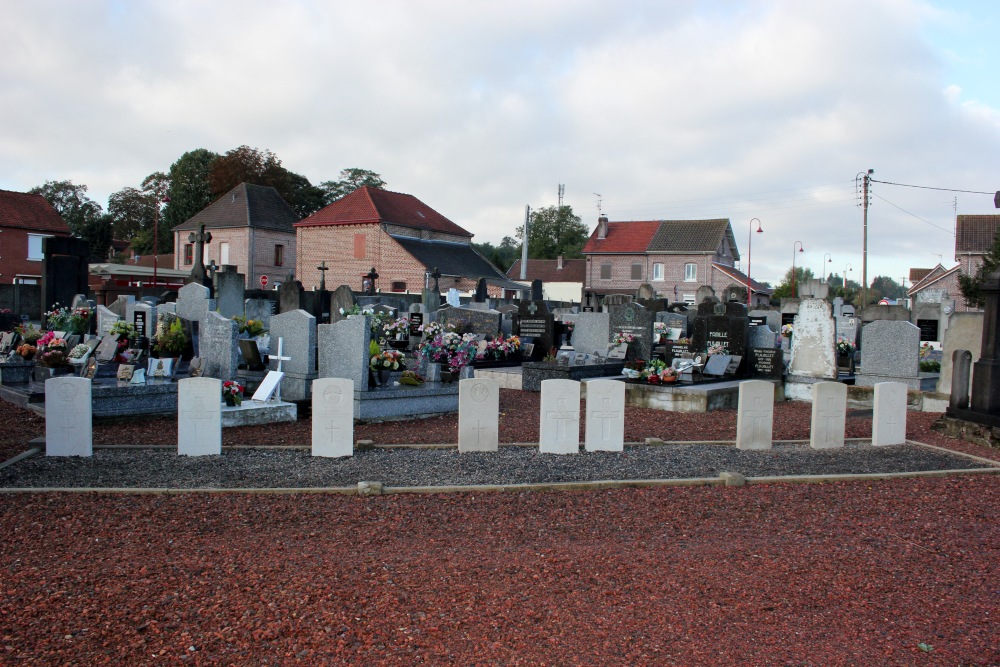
[294,187,519,296]
[172,183,298,287]
[506,256,586,302]
[581,215,771,306]
[0,189,72,285]
[906,214,1000,312]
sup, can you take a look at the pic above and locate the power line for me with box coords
[871,193,955,236]
[870,178,994,196]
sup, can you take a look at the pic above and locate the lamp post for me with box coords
[152,194,170,290]
[820,253,832,282]
[843,263,853,294]
[746,217,763,307]
[791,241,804,298]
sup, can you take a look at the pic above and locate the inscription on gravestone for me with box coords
[749,348,783,379]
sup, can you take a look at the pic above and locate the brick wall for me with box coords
[584,253,735,300]
[173,228,295,286]
[0,227,71,285]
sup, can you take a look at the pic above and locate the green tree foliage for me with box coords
[473,236,521,272]
[515,205,589,260]
[868,275,906,305]
[770,266,816,301]
[207,145,326,218]
[320,168,387,204]
[29,180,103,236]
[108,186,155,240]
[958,229,1000,308]
[77,214,115,262]
[162,149,218,232]
[282,171,328,218]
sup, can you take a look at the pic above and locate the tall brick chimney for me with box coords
[557,255,564,270]
[597,215,608,240]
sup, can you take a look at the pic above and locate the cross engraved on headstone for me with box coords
[474,420,490,444]
[317,261,329,292]
[527,302,538,315]
[885,391,902,441]
[57,384,81,441]
[184,387,215,442]
[820,396,839,436]
[747,395,770,443]
[546,396,578,442]
[325,419,342,444]
[590,396,621,442]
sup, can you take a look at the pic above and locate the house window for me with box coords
[391,281,406,292]
[684,263,697,281]
[683,293,696,305]
[354,234,366,259]
[652,263,664,281]
[183,244,194,266]
[220,242,230,265]
[27,234,49,261]
[631,263,643,280]
[600,263,611,280]
[274,245,284,267]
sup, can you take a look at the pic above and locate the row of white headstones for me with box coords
[43,377,907,458]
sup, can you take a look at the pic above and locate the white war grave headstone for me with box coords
[458,377,500,452]
[45,377,92,456]
[872,382,907,446]
[736,380,774,450]
[539,379,580,454]
[178,377,222,456]
[585,379,625,452]
[311,377,354,457]
[810,381,846,449]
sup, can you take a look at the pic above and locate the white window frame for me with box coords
[652,263,664,281]
[684,263,697,282]
[220,242,231,265]
[27,233,51,261]
[682,293,696,305]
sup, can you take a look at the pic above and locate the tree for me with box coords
[770,266,816,301]
[107,186,156,240]
[162,148,218,231]
[282,171,327,218]
[320,168,386,204]
[473,236,522,272]
[515,205,589,260]
[959,229,1000,308]
[29,180,103,236]
[209,145,286,197]
[868,276,906,304]
[77,214,115,262]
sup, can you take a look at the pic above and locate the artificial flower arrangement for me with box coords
[673,337,691,345]
[370,348,405,371]
[781,324,793,338]
[919,342,934,359]
[416,330,477,373]
[384,317,411,338]
[44,304,92,335]
[836,337,856,355]
[418,321,454,339]
[35,331,69,368]
[152,315,189,357]
[16,343,36,360]
[110,320,137,339]
[653,321,668,341]
[621,359,678,383]
[476,334,522,361]
[232,314,267,337]
[707,343,728,356]
[222,380,245,406]
[610,330,636,347]
[68,344,91,361]
[16,323,43,345]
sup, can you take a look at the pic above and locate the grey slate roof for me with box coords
[646,219,737,258]
[172,183,300,233]
[392,236,526,290]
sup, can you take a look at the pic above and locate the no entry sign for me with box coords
[260,275,268,288]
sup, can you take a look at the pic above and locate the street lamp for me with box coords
[791,241,804,298]
[820,253,832,282]
[843,263,853,292]
[153,194,170,290]
[746,217,763,307]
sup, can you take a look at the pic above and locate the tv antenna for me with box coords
[558,184,565,207]
[593,193,602,216]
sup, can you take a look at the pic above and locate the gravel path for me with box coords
[0,442,993,489]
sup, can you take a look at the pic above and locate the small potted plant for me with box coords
[153,316,189,359]
[222,380,245,407]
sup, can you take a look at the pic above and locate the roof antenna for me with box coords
[593,193,602,216]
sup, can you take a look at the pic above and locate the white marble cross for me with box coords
[270,336,292,401]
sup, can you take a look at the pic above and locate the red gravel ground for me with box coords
[1,395,998,665]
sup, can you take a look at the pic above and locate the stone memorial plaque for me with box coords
[810,381,846,449]
[574,352,586,365]
[117,364,134,382]
[724,355,742,375]
[585,380,625,452]
[312,377,354,457]
[0,332,13,354]
[83,357,97,379]
[45,376,92,457]
[130,368,146,384]
[132,311,146,339]
[703,354,731,376]
[96,335,120,362]
[178,377,222,456]
[872,382,907,446]
[408,312,424,337]
[749,316,767,326]
[147,357,174,380]
[608,343,628,360]
[736,380,774,450]
[748,348,783,380]
[458,377,500,452]
[251,371,285,402]
[239,338,266,371]
[539,379,580,455]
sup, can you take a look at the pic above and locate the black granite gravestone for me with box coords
[748,348,783,380]
[516,300,553,358]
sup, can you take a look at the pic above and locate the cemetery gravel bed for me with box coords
[0,442,994,489]
[0,478,997,665]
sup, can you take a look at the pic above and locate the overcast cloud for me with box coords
[2,0,998,287]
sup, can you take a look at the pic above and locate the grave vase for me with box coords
[224,394,239,407]
[377,368,390,386]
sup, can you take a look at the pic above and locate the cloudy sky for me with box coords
[2,0,998,288]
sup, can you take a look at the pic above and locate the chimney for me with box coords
[557,255,564,270]
[597,215,608,240]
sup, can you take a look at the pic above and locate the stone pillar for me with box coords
[950,349,972,411]
[971,270,1000,413]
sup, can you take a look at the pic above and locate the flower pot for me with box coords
[378,368,390,386]
[224,395,241,407]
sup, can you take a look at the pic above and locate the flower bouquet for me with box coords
[385,317,411,338]
[781,324,793,338]
[232,315,267,337]
[836,337,855,356]
[222,380,245,406]
[16,343,36,360]
[477,334,522,361]
[35,331,70,368]
[16,323,43,345]
[416,330,476,373]
[707,343,728,356]
[370,348,404,371]
[68,343,92,365]
[611,331,636,347]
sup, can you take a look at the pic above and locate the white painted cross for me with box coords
[270,336,292,402]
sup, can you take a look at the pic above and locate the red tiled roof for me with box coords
[582,221,661,253]
[712,263,773,294]
[955,214,1000,254]
[907,263,957,296]
[506,258,586,283]
[909,267,933,282]
[0,189,71,234]
[295,187,472,238]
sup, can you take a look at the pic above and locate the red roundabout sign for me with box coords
[260,275,268,288]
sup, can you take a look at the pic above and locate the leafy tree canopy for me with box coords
[162,148,218,231]
[320,168,387,204]
[515,205,589,260]
[868,275,906,304]
[29,180,103,236]
[770,266,816,301]
[473,236,521,272]
[208,145,326,218]
[958,229,1000,309]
